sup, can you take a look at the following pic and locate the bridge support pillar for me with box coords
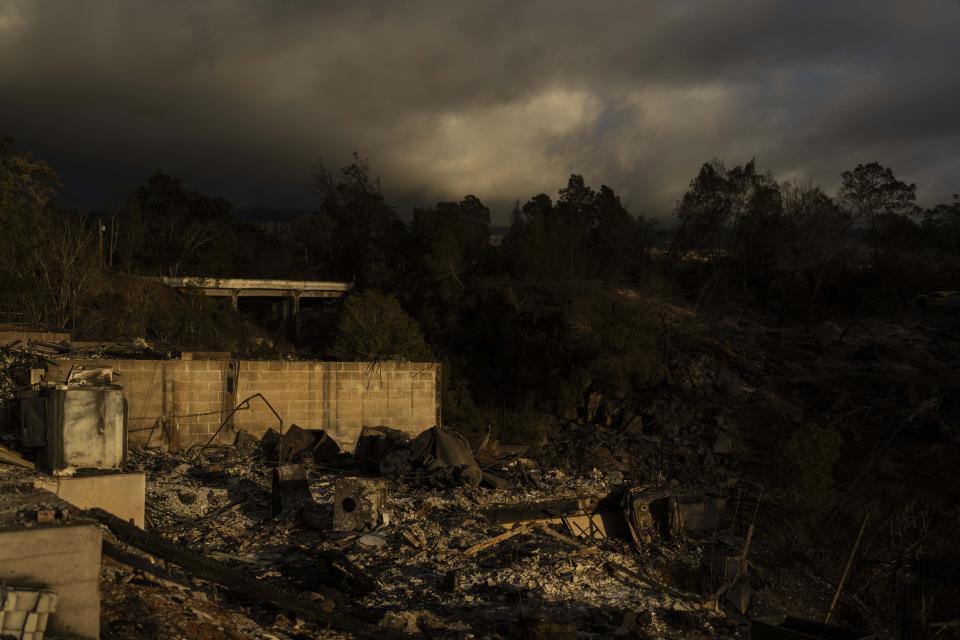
[290,292,302,342]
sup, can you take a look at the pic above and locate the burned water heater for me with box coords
[20,385,127,474]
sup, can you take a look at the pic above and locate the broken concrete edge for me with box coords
[86,508,415,639]
[0,483,101,639]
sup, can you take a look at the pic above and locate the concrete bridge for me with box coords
[159,277,352,323]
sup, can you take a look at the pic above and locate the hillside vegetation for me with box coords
[3,139,960,630]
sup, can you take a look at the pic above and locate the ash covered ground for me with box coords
[103,447,745,640]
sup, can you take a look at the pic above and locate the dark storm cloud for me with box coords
[1,0,957,217]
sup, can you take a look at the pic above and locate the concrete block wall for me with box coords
[232,361,439,450]
[44,359,439,451]
[0,329,72,344]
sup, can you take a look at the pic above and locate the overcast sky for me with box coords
[2,1,958,219]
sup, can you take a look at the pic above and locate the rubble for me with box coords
[0,586,59,640]
[0,414,795,639]
[750,615,876,639]
[0,483,102,639]
[89,507,383,637]
[104,443,766,638]
[271,463,313,515]
[376,425,509,489]
[0,312,956,637]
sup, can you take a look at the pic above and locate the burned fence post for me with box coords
[895,567,927,640]
[271,464,313,516]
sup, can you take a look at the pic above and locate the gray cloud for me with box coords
[1,0,958,218]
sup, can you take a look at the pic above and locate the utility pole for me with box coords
[98,218,106,266]
[108,214,118,269]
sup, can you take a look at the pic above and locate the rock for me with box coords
[713,433,734,455]
[358,533,389,549]
[620,609,653,635]
[379,611,420,634]
[724,580,753,615]
[623,414,644,433]
[525,618,577,640]
[457,465,483,488]
[442,569,460,593]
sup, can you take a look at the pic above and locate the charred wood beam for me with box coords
[87,508,410,639]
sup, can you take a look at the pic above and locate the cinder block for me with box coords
[332,477,387,531]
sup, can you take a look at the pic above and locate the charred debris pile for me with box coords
[96,421,773,640]
[2,310,960,639]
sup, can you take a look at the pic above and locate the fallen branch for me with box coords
[463,524,530,557]
[88,508,407,639]
[826,512,870,623]
[536,524,599,555]
[702,523,755,609]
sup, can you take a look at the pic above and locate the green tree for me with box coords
[0,138,96,328]
[782,423,843,507]
[555,174,597,278]
[0,138,58,307]
[667,159,782,294]
[403,195,492,349]
[314,154,405,287]
[0,137,60,215]
[589,184,644,281]
[839,162,917,261]
[122,171,235,277]
[923,194,960,257]
[665,160,731,266]
[411,195,491,287]
[504,176,643,282]
[779,182,852,315]
[503,194,552,279]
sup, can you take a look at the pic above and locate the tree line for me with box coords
[1,137,957,432]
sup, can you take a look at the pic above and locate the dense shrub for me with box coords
[781,423,843,507]
[329,290,432,362]
[75,274,274,353]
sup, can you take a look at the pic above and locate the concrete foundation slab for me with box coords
[34,472,146,528]
[0,484,101,639]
